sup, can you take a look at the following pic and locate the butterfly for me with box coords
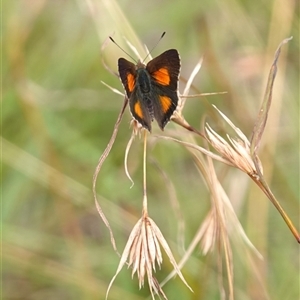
[117,49,181,131]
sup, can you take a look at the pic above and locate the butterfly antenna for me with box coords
[109,36,137,62]
[143,31,166,63]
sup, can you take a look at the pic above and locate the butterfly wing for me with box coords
[146,49,180,129]
[147,49,180,91]
[118,58,153,131]
[118,58,137,98]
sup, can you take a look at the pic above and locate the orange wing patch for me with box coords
[159,96,173,113]
[127,73,135,92]
[152,68,170,86]
[134,101,144,119]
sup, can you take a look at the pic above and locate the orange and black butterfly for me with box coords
[117,49,181,132]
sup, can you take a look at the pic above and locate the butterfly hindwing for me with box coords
[129,90,153,131]
[157,91,178,129]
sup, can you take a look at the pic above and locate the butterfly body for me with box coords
[118,49,180,131]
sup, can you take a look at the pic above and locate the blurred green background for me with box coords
[3,0,299,299]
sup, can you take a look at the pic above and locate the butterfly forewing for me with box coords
[146,49,180,91]
[118,58,137,97]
